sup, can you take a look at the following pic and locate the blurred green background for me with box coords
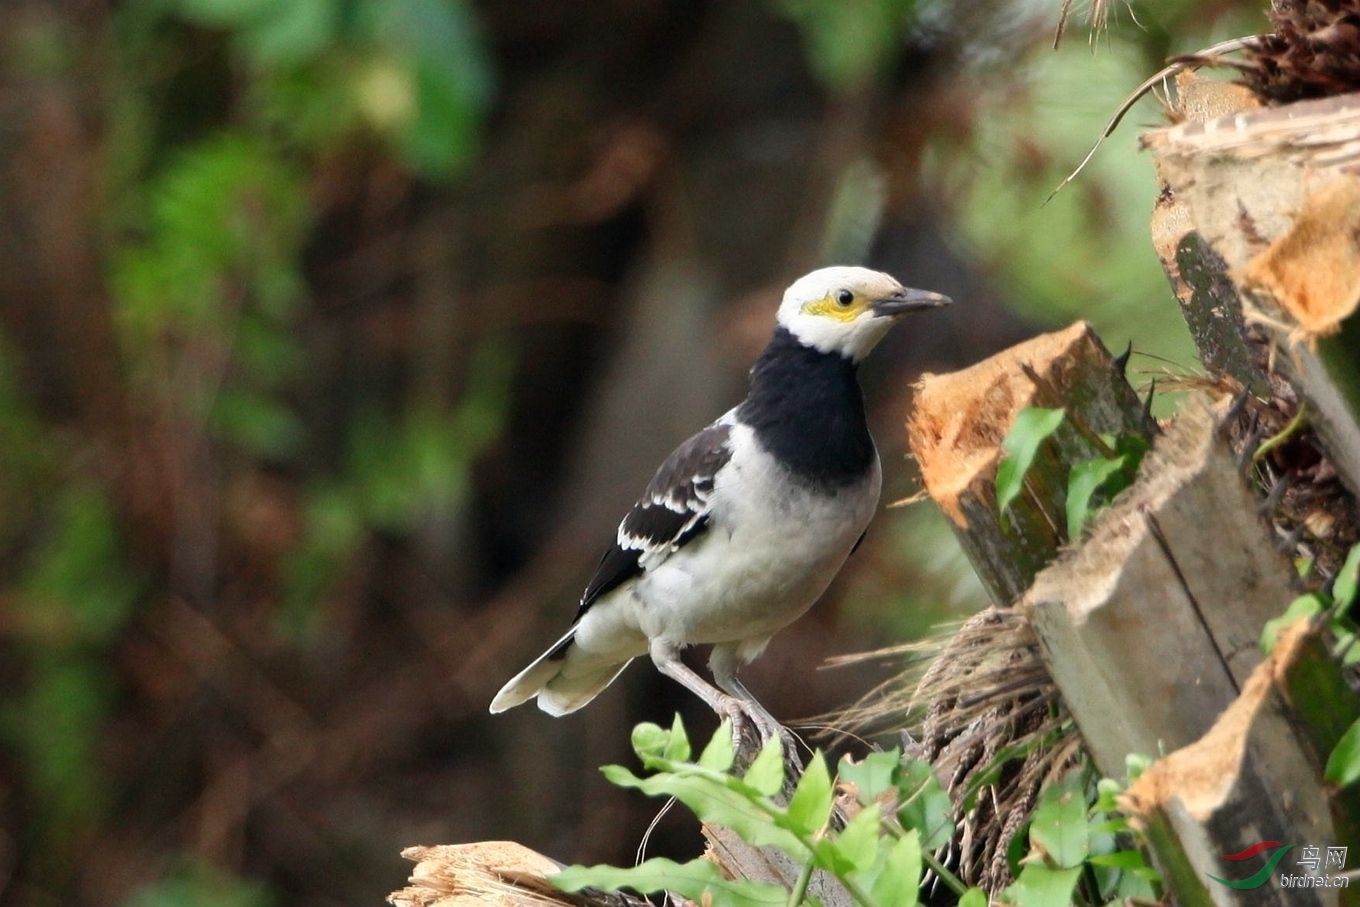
[0,1,1261,904]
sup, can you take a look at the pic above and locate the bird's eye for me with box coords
[835,289,854,307]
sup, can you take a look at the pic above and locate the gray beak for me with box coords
[871,288,952,317]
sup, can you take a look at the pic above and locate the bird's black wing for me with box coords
[572,421,734,624]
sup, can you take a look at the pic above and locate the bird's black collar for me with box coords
[737,327,875,487]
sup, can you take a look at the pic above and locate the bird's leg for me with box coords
[709,644,797,760]
[649,641,755,746]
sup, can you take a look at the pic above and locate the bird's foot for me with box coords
[720,698,800,770]
[718,696,763,759]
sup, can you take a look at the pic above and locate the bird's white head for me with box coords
[775,265,951,362]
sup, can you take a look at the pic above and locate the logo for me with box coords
[1208,841,1293,890]
[1208,841,1350,891]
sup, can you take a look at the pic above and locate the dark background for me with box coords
[0,1,1258,904]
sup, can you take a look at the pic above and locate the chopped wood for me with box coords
[1023,397,1296,776]
[1145,91,1360,500]
[1122,623,1360,907]
[1170,70,1261,125]
[908,321,1152,605]
[388,842,651,907]
[1244,177,1360,336]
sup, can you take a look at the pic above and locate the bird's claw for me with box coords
[719,697,762,758]
[719,697,799,769]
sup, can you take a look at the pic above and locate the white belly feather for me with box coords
[572,424,881,659]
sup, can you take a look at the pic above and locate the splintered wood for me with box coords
[1023,399,1294,776]
[1122,624,1360,907]
[388,843,647,907]
[1145,86,1360,496]
[908,321,1151,605]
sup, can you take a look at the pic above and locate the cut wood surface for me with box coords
[908,321,1152,605]
[1023,397,1295,776]
[388,842,649,907]
[1145,89,1360,497]
[1123,624,1360,907]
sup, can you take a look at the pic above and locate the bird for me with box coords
[489,266,951,743]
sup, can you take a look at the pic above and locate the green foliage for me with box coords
[556,858,786,907]
[996,407,1150,539]
[110,133,310,460]
[1004,769,1159,907]
[21,486,143,644]
[126,860,274,907]
[279,338,514,631]
[1325,716,1360,788]
[1065,432,1149,538]
[925,37,1200,382]
[0,485,145,848]
[1261,543,1360,667]
[996,406,1066,522]
[1028,773,1088,868]
[891,755,956,851]
[557,717,977,907]
[113,134,308,342]
[562,720,1159,907]
[1262,543,1360,789]
[778,0,921,92]
[168,0,492,177]
[1260,593,1326,652]
[1335,542,1360,615]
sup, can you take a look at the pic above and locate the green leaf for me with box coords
[744,735,785,797]
[698,721,736,772]
[786,753,834,836]
[1086,850,1151,869]
[211,387,305,459]
[239,0,336,67]
[777,0,919,92]
[837,749,900,806]
[1336,626,1360,666]
[866,830,921,907]
[1029,773,1088,868]
[894,758,955,850]
[600,765,806,857]
[368,0,493,179]
[554,857,786,907]
[1124,752,1152,781]
[959,888,988,907]
[631,722,669,761]
[1325,716,1360,788]
[127,860,272,907]
[1092,777,1122,814]
[995,407,1065,522]
[1065,455,1126,538]
[174,0,275,29]
[1260,593,1325,653]
[829,805,881,874]
[663,713,691,762]
[1005,863,1082,907]
[1335,543,1360,613]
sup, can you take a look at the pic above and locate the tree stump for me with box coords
[908,321,1153,606]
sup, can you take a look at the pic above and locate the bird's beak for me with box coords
[871,288,952,317]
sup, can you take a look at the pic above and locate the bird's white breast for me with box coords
[632,423,881,646]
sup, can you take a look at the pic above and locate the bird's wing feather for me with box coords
[572,421,734,623]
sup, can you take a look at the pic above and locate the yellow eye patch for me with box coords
[802,293,869,322]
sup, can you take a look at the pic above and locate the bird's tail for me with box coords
[489,629,632,716]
